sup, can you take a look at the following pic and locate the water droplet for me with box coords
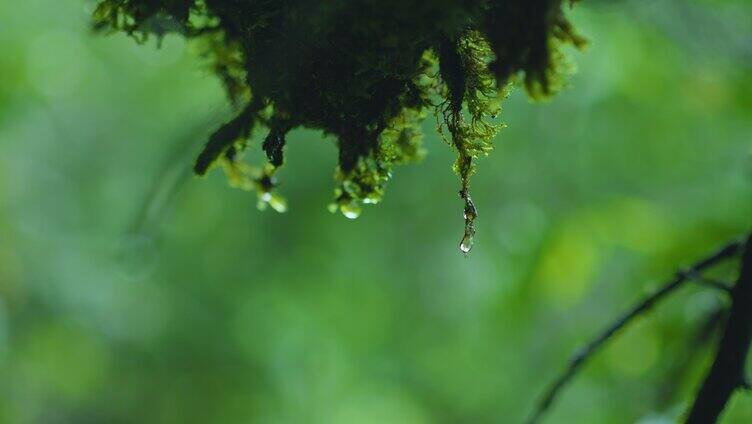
[458,190,477,255]
[459,232,474,254]
[268,193,288,213]
[341,202,362,219]
[256,190,287,213]
[362,195,380,204]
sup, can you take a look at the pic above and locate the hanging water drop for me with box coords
[459,231,474,254]
[340,202,362,219]
[362,194,380,204]
[256,190,288,213]
[268,192,288,213]
[458,189,477,254]
[256,192,270,211]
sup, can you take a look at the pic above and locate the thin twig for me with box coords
[680,269,733,293]
[527,237,746,424]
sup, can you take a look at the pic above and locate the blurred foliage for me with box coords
[0,0,751,423]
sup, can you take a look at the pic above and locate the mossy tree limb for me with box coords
[93,0,584,251]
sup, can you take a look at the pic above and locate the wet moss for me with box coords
[94,0,583,252]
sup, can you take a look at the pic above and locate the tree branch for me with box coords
[686,234,752,423]
[680,268,733,293]
[527,237,746,424]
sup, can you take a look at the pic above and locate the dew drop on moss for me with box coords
[460,232,474,254]
[341,202,362,220]
[267,193,288,213]
[459,192,477,255]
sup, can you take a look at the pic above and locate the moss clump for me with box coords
[93,0,584,252]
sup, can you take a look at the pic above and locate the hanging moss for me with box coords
[93,0,584,252]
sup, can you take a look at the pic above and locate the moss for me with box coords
[93,0,583,252]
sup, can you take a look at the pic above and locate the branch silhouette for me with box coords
[528,236,747,424]
[686,234,752,423]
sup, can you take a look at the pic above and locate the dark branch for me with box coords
[680,269,733,293]
[686,234,752,423]
[528,237,746,424]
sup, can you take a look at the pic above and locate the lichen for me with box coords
[93,0,584,252]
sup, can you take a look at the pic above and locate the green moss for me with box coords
[93,0,583,252]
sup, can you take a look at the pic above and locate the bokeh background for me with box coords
[1,0,751,422]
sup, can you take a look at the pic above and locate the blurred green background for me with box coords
[0,0,751,422]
